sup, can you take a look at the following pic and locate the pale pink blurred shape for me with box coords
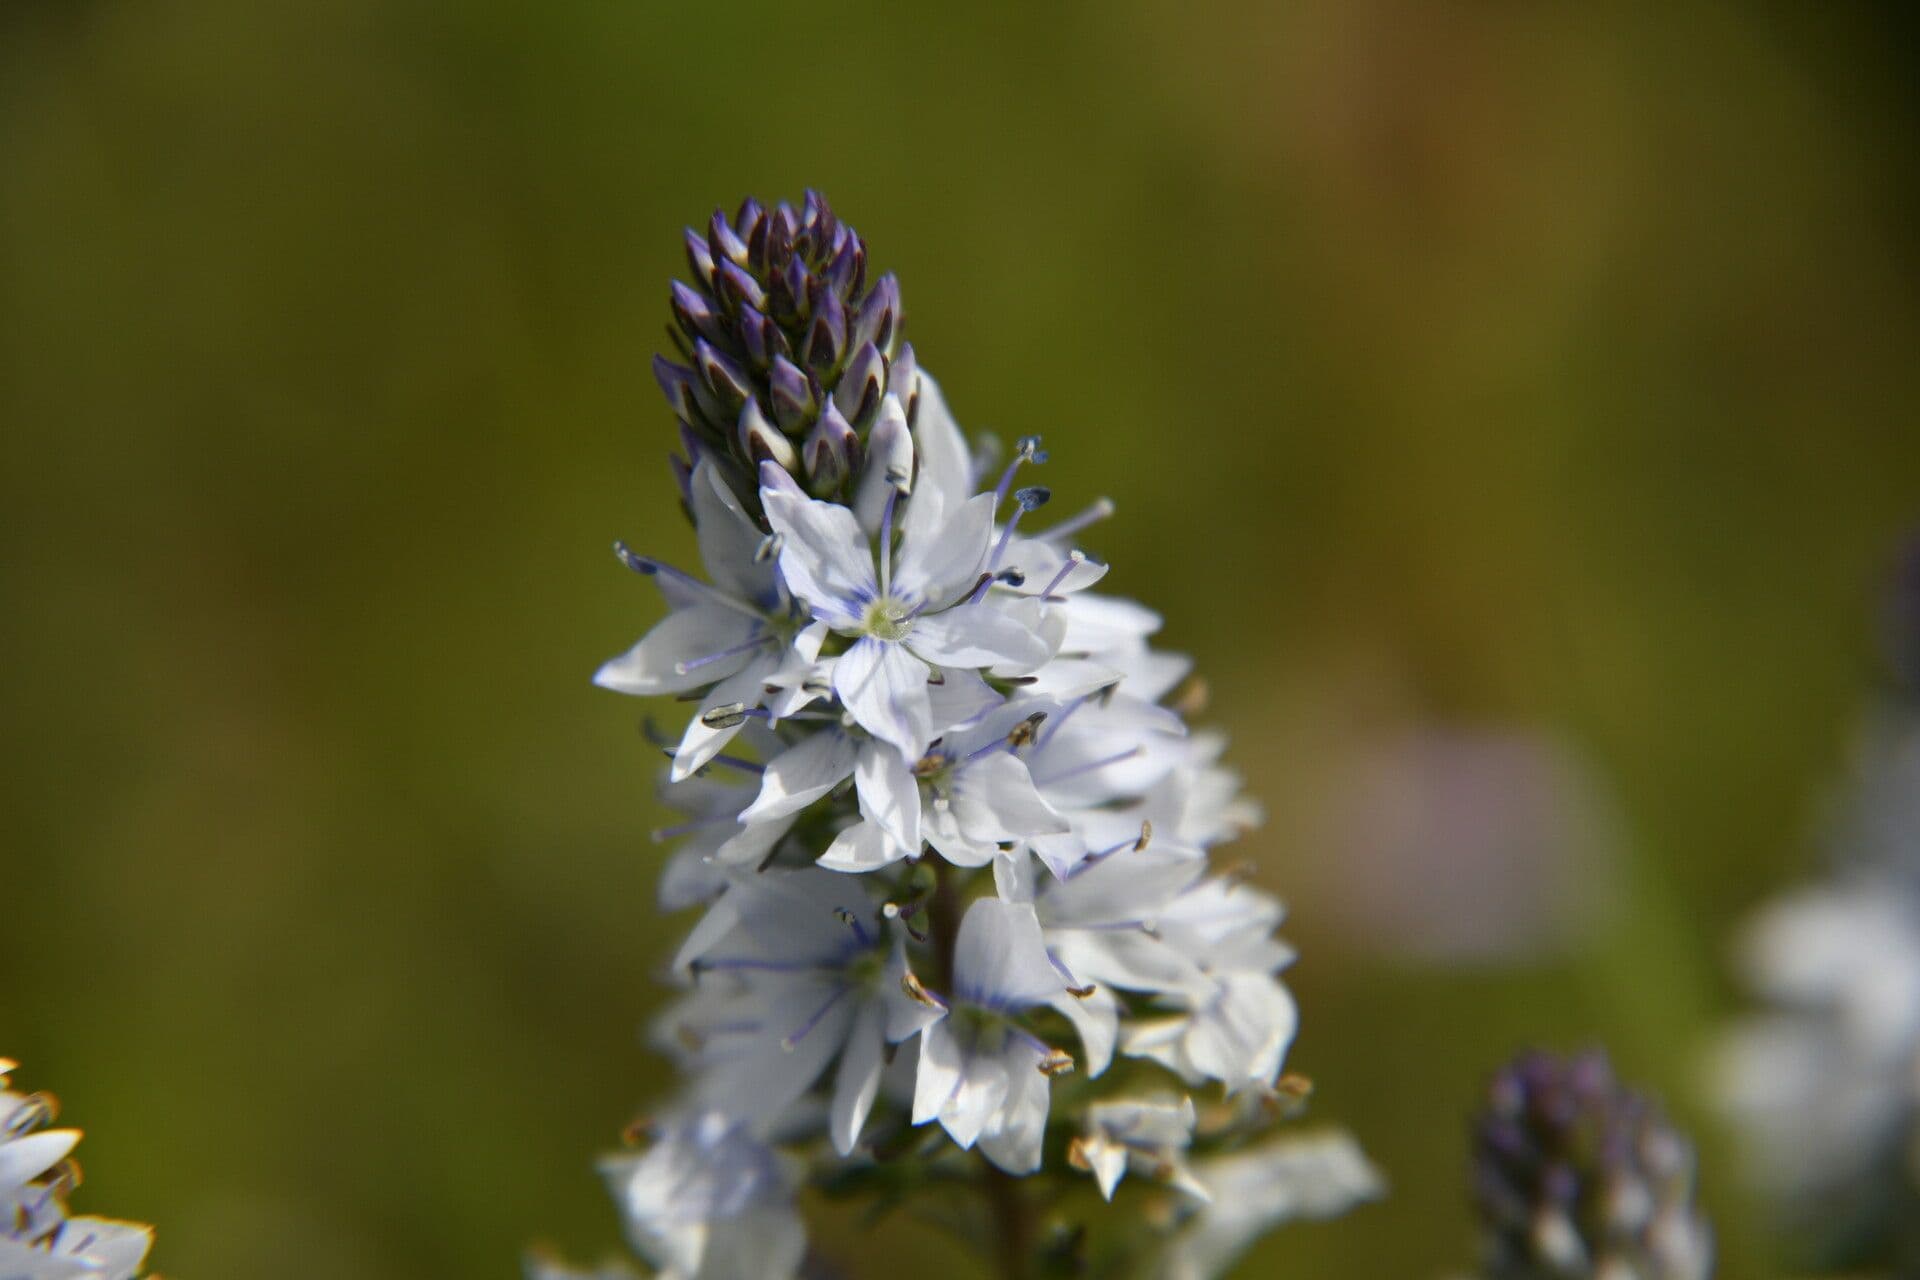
[1311,726,1621,964]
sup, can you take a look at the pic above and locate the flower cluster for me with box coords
[557,194,1377,1279]
[1469,1050,1710,1280]
[1713,531,1920,1269]
[0,1060,154,1280]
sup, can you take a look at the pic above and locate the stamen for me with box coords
[878,487,901,598]
[754,532,784,563]
[992,435,1048,507]
[1038,496,1115,543]
[1033,744,1143,787]
[987,486,1051,571]
[1006,711,1048,750]
[614,542,764,621]
[700,703,752,729]
[693,957,817,974]
[899,970,945,1009]
[833,907,873,948]
[963,571,997,605]
[672,631,771,676]
[1039,550,1088,600]
[1037,1049,1076,1077]
[781,985,852,1051]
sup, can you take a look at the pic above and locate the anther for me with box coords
[1006,711,1048,750]
[700,702,750,729]
[1037,1049,1075,1077]
[1134,820,1153,851]
[754,532,784,564]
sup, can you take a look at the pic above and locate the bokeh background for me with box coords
[4,2,1919,1276]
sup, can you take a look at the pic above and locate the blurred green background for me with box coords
[3,2,1918,1276]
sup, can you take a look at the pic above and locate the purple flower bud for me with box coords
[708,208,749,267]
[1470,1049,1710,1280]
[738,309,773,370]
[653,355,701,421]
[768,356,815,433]
[835,342,886,424]
[803,401,858,495]
[890,342,919,421]
[670,281,724,346]
[806,290,846,372]
[683,227,714,287]
[715,259,767,314]
[766,203,797,268]
[695,340,752,409]
[770,254,809,325]
[737,400,798,473]
[852,274,899,354]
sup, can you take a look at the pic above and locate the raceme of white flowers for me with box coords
[564,194,1382,1279]
[0,1060,154,1280]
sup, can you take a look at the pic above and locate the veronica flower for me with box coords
[761,448,1052,761]
[599,1112,806,1280]
[818,700,1069,873]
[913,898,1074,1173]
[1160,1131,1385,1280]
[661,870,941,1154]
[596,459,824,780]
[1069,1095,1208,1202]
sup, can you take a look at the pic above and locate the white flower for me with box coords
[596,460,824,781]
[762,459,1051,760]
[1159,1131,1384,1280]
[0,1062,152,1280]
[599,1112,806,1280]
[912,898,1072,1173]
[660,870,941,1155]
[1070,1095,1207,1202]
[820,700,1069,873]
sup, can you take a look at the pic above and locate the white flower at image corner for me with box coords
[656,869,942,1156]
[1069,1095,1208,1202]
[1158,1131,1385,1280]
[759,441,1052,760]
[593,458,827,781]
[0,1220,155,1280]
[913,897,1077,1174]
[0,1061,153,1280]
[599,1112,806,1280]
[1713,876,1920,1207]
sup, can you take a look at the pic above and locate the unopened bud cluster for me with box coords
[1472,1050,1710,1280]
[655,192,915,510]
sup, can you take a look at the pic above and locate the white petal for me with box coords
[1051,984,1118,1078]
[830,1002,886,1155]
[854,740,921,855]
[832,637,933,759]
[883,937,946,1042]
[763,487,875,624]
[911,1018,964,1128]
[692,458,778,606]
[742,731,858,823]
[712,810,798,869]
[594,605,762,696]
[908,603,1051,671]
[1082,1134,1129,1199]
[895,492,995,609]
[0,1127,80,1188]
[670,661,774,781]
[853,397,914,534]
[928,668,1003,735]
[909,373,975,517]
[951,753,1070,844]
[979,1045,1050,1175]
[953,898,1067,1012]
[816,819,907,873]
